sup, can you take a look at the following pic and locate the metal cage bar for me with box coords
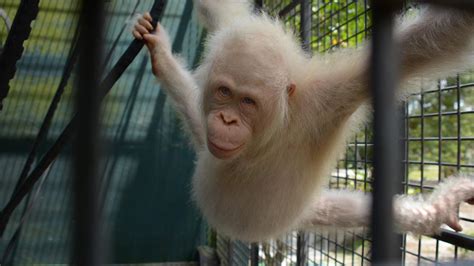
[370,0,403,263]
[72,0,104,265]
[300,0,311,53]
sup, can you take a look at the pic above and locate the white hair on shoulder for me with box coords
[194,0,253,32]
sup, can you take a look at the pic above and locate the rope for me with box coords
[0,22,81,265]
[0,0,40,111]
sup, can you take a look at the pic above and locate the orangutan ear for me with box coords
[287,83,296,97]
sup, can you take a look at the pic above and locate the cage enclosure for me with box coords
[0,0,474,265]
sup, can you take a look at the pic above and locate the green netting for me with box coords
[0,0,206,264]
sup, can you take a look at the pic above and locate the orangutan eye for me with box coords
[218,86,232,97]
[241,97,256,105]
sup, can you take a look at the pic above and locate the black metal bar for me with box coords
[432,230,474,251]
[396,104,406,260]
[227,240,233,265]
[0,0,168,238]
[296,232,308,266]
[250,243,259,266]
[0,0,39,111]
[72,0,104,264]
[299,0,311,53]
[278,0,300,18]
[296,3,311,263]
[370,0,403,264]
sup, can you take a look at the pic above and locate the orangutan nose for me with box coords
[220,112,237,125]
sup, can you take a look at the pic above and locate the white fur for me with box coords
[193,0,253,32]
[138,1,474,242]
[301,177,474,235]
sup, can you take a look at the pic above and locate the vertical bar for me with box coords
[250,243,259,266]
[297,2,311,263]
[370,0,402,264]
[300,0,311,53]
[228,240,234,265]
[72,0,104,265]
[297,3,311,263]
[396,104,406,260]
[456,75,461,171]
[296,232,307,266]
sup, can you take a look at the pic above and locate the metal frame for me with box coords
[72,0,104,265]
[370,0,403,263]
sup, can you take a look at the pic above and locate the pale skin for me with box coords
[133,1,474,242]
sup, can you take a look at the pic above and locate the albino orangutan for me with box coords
[132,0,474,242]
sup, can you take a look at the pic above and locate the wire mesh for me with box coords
[210,0,474,265]
[0,0,206,264]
